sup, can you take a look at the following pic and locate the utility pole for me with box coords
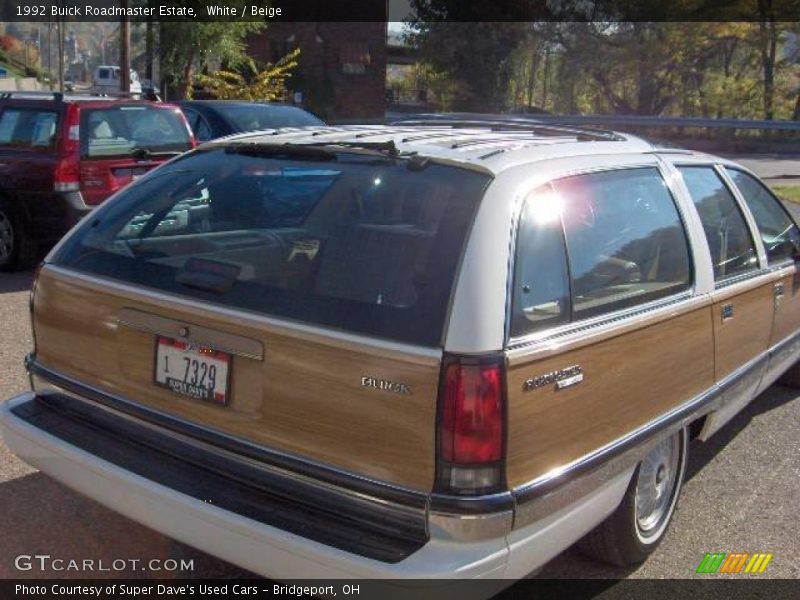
[145,17,154,83]
[47,22,53,89]
[57,17,65,93]
[120,0,131,93]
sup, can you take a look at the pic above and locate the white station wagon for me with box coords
[2,119,799,582]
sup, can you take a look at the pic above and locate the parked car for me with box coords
[178,100,324,141]
[3,120,800,583]
[91,65,143,96]
[0,91,195,270]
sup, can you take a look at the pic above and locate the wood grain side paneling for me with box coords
[770,267,800,347]
[712,282,774,379]
[33,268,440,492]
[505,306,714,489]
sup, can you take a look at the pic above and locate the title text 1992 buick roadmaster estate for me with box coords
[2,120,800,580]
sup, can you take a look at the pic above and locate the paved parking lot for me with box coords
[1,268,798,582]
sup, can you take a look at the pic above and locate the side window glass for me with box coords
[0,109,58,148]
[726,168,800,264]
[510,185,571,337]
[0,110,21,144]
[679,167,759,281]
[555,168,692,320]
[183,108,212,142]
[195,115,213,142]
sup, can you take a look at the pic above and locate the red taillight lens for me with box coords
[54,104,80,192]
[440,362,504,464]
[53,154,80,192]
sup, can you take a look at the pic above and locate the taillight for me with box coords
[54,104,80,192]
[437,355,506,495]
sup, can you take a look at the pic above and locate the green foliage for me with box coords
[196,49,299,101]
[406,15,800,120]
[406,16,527,112]
[158,2,266,98]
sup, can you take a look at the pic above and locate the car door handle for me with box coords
[721,303,734,323]
[775,282,786,307]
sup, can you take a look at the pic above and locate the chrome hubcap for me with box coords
[635,434,680,536]
[0,210,13,262]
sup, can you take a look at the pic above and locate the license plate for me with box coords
[154,336,231,404]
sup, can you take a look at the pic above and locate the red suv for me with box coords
[0,92,195,270]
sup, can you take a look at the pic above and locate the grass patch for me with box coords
[771,185,800,204]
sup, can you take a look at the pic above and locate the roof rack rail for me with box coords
[0,91,64,102]
[448,135,574,149]
[0,90,160,102]
[392,114,624,142]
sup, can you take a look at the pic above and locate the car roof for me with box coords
[0,92,179,108]
[203,122,706,176]
[179,100,299,109]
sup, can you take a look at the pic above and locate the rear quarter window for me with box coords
[0,108,59,149]
[52,147,488,347]
[511,167,692,338]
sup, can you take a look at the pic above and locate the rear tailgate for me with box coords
[36,147,489,492]
[32,265,441,491]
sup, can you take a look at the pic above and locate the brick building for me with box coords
[248,23,387,122]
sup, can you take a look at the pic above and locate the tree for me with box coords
[158,12,265,98]
[407,2,528,112]
[196,49,300,101]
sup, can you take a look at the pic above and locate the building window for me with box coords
[340,42,370,75]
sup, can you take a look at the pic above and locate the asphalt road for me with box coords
[1,180,800,584]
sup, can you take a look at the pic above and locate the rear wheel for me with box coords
[578,427,688,566]
[0,199,38,272]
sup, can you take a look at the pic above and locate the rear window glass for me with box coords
[215,104,324,131]
[53,147,488,346]
[81,106,192,159]
[0,108,59,148]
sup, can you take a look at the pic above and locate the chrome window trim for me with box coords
[504,162,697,350]
[507,289,692,353]
[713,266,774,290]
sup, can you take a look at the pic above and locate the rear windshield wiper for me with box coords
[130,147,184,160]
[225,143,337,162]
